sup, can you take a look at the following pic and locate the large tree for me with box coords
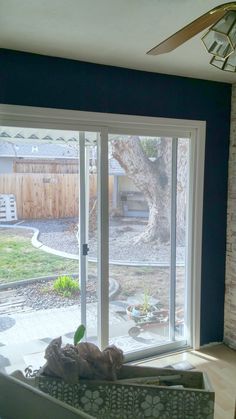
[111,136,172,243]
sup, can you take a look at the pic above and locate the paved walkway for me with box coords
[0,302,169,375]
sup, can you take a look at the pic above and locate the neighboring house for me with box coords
[0,129,148,217]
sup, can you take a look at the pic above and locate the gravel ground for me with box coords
[15,277,97,311]
[21,217,185,263]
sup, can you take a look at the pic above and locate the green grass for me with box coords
[0,230,79,283]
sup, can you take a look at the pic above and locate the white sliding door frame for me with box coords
[97,128,109,349]
[0,104,205,353]
[79,132,88,339]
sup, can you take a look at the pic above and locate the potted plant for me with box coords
[126,290,169,337]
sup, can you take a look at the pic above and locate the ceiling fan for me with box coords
[147,2,236,72]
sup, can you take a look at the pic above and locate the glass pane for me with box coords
[0,127,98,372]
[108,134,174,355]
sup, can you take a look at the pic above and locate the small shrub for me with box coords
[53,275,79,297]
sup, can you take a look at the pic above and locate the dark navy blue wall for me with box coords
[0,49,232,345]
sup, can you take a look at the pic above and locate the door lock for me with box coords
[82,243,89,255]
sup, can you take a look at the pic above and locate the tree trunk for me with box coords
[111,136,171,243]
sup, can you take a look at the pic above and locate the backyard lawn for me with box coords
[0,228,79,283]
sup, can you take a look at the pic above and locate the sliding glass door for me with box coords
[0,128,100,354]
[0,106,204,366]
[106,134,189,359]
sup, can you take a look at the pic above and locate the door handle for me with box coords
[82,243,89,255]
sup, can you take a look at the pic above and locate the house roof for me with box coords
[0,142,78,159]
[0,127,125,175]
[0,126,96,158]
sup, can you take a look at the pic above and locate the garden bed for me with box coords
[14,277,97,310]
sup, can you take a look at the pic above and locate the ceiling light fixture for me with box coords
[202,11,236,59]
[147,2,236,72]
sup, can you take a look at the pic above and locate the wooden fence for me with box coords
[14,159,79,174]
[0,174,114,219]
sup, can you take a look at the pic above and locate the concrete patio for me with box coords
[0,301,170,375]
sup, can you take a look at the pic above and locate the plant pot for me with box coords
[126,304,169,323]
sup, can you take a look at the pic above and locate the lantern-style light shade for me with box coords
[210,51,236,72]
[202,11,236,59]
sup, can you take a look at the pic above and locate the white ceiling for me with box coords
[1,0,236,83]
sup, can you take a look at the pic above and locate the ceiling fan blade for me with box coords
[147,4,232,55]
